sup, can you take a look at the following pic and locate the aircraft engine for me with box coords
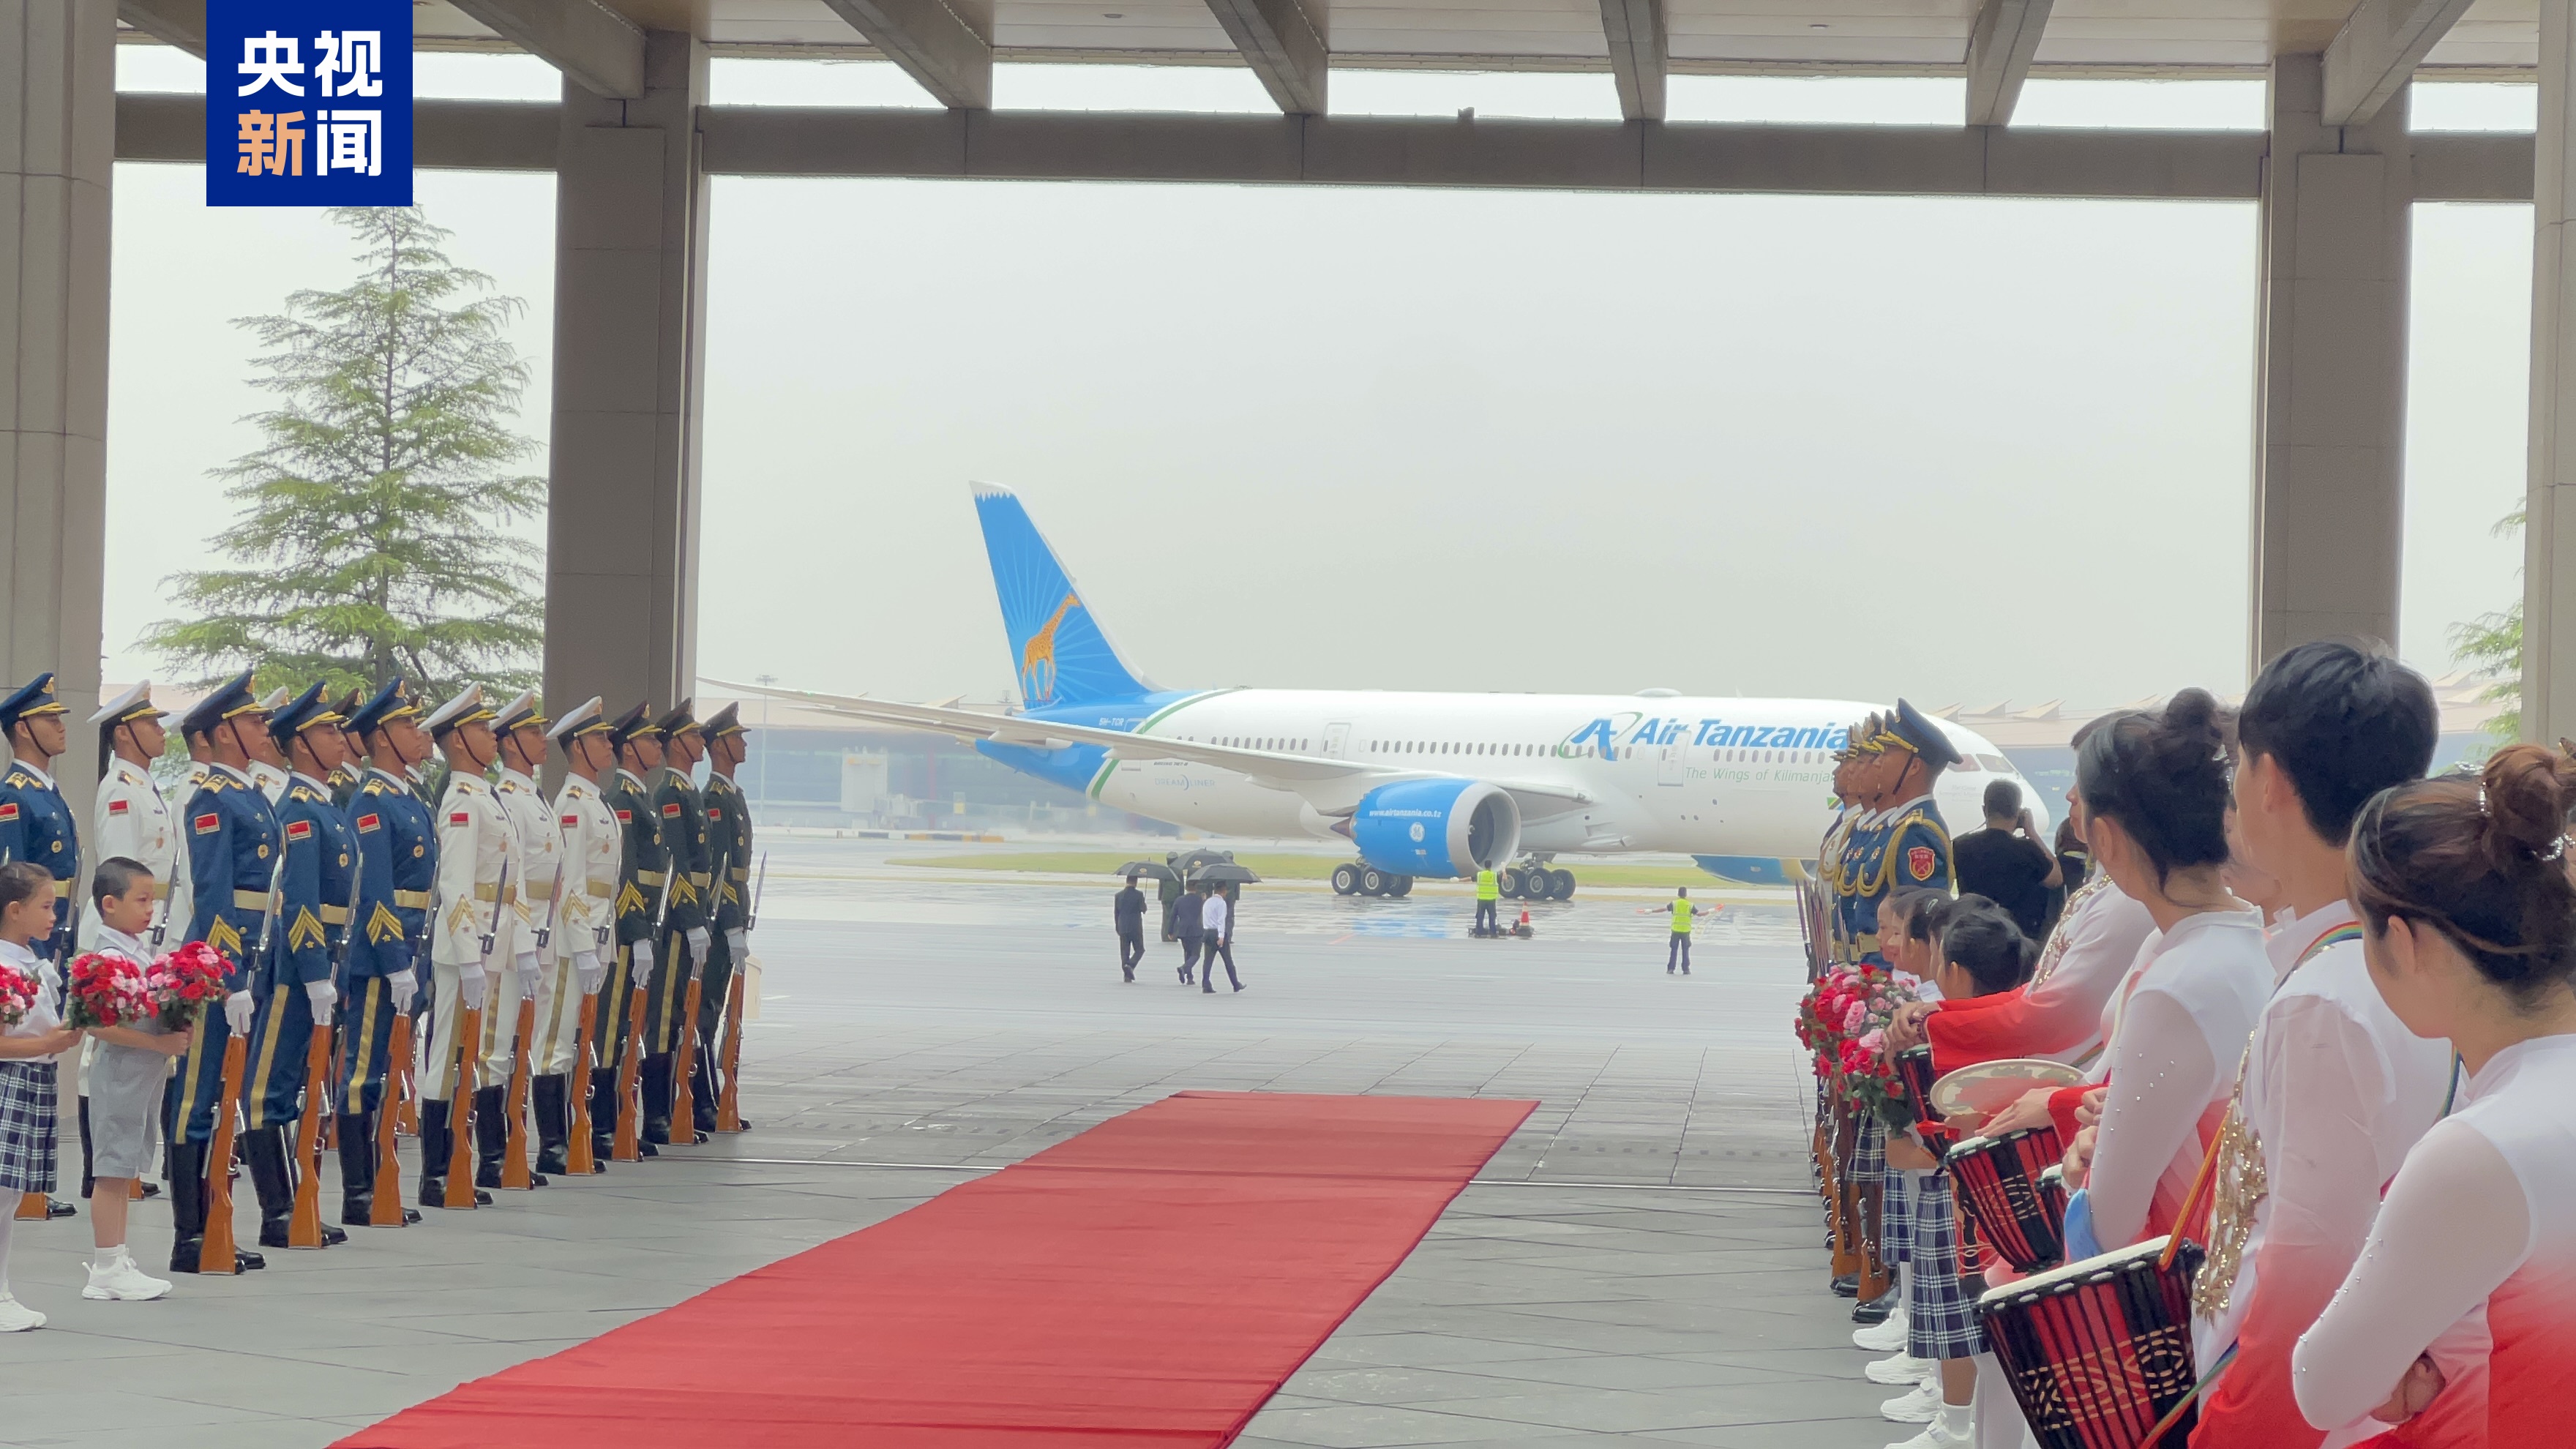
[1346,779,1521,880]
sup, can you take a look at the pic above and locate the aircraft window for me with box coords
[1979,753,2012,774]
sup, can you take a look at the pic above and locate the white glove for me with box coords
[514,950,542,993]
[306,980,335,1029]
[575,950,604,996]
[629,940,655,993]
[387,968,419,1014]
[458,964,488,1012]
[223,989,255,1035]
[727,929,748,965]
[684,928,712,981]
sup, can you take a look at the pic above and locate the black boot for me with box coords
[168,1139,207,1273]
[689,1052,719,1137]
[337,1112,377,1226]
[532,1075,571,1177]
[640,1054,673,1146]
[418,1099,492,1208]
[247,1124,297,1248]
[586,1066,616,1166]
[473,1085,508,1188]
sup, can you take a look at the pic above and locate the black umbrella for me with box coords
[1172,847,1235,873]
[1189,861,1261,886]
[1115,861,1180,883]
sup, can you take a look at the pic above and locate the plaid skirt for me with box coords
[1905,1171,1988,1360]
[1884,1165,1916,1267]
[0,1057,60,1194]
[1852,1110,1886,1186]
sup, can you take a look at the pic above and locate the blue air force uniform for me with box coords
[0,673,79,961]
[338,686,435,1119]
[1838,701,1959,965]
[173,763,279,1146]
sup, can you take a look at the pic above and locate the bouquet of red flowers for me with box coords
[0,962,35,1030]
[143,940,231,1033]
[1793,963,1922,1127]
[64,951,156,1030]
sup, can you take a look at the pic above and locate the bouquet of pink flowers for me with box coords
[143,940,231,1033]
[64,951,156,1030]
[0,962,35,1030]
[1792,962,1922,1127]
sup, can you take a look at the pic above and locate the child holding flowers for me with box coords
[65,857,187,1302]
[0,860,83,1331]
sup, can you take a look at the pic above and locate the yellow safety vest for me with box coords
[1671,899,1695,932]
[1476,869,1499,901]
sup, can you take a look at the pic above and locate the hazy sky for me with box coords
[107,51,2537,711]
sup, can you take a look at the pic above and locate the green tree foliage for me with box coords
[143,206,544,702]
[2449,504,2524,743]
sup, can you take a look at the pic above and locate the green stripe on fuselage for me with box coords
[1085,689,1235,800]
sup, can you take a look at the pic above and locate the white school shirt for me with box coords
[0,936,59,1036]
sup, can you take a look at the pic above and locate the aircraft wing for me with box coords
[713,681,1592,818]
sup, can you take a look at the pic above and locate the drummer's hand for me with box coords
[1982,1087,2059,1138]
[1942,1110,1986,1134]
[1885,1001,1936,1052]
[2064,1126,2097,1186]
[2371,1354,2446,1424]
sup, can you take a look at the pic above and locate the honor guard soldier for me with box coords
[694,703,755,1136]
[326,688,367,809]
[338,680,433,1226]
[241,685,357,1250]
[482,692,556,1190]
[544,698,620,1174]
[1,673,80,1221]
[1816,734,1865,966]
[599,705,666,1157]
[247,688,293,804]
[168,673,277,1273]
[1846,700,1959,965]
[420,685,507,1210]
[78,684,184,1205]
[644,703,714,1147]
[1830,713,1888,965]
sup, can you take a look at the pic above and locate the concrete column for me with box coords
[544,31,708,724]
[2248,53,2414,670]
[2528,1,2576,745]
[0,0,111,806]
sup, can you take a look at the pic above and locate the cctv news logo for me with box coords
[207,0,413,207]
[1561,714,1850,763]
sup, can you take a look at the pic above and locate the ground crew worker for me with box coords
[1114,874,1146,981]
[421,684,508,1210]
[242,683,356,1249]
[601,704,667,1158]
[482,692,556,1189]
[695,703,755,1137]
[545,699,621,1174]
[340,679,432,1227]
[644,703,713,1147]
[1473,866,1500,936]
[1666,887,1710,975]
[167,671,277,1273]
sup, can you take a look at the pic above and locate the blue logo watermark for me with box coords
[207,0,412,207]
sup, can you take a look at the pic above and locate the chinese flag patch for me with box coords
[108,799,130,815]
[561,815,579,828]
[286,820,313,842]
[614,809,632,823]
[449,812,471,825]
[193,813,220,835]
[356,814,381,833]
[660,804,681,817]
[0,804,16,822]
[1907,846,1936,882]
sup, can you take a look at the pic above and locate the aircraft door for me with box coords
[1658,743,1684,787]
[1324,722,1352,759]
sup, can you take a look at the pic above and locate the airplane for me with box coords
[733,483,2045,900]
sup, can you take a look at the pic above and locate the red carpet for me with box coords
[336,1091,1535,1449]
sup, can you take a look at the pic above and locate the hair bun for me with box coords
[2479,744,2576,864]
[2161,688,2226,751]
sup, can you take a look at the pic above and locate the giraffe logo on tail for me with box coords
[1019,591,1081,705]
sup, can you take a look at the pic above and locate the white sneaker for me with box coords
[82,1254,171,1302]
[1867,1351,1936,1385]
[1883,1420,1972,1449]
[1879,1379,1940,1423]
[0,1292,45,1331]
[1853,1308,1910,1352]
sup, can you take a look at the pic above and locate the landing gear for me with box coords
[1333,864,1416,899]
[1499,861,1576,901]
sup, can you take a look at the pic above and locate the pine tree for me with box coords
[143,206,544,701]
[2449,503,2524,744]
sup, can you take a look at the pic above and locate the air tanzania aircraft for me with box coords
[744,484,2041,899]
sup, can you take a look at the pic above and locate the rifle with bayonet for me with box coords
[500,857,564,1189]
[443,855,508,1210]
[714,850,765,1134]
[613,858,675,1162]
[670,829,725,1139]
[288,855,362,1247]
[371,893,429,1227]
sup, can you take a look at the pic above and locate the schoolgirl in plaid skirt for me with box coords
[0,860,84,1332]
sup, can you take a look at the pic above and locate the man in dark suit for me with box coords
[1114,875,1146,982]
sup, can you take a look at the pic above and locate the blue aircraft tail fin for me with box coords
[970,483,1156,709]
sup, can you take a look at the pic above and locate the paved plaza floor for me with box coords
[0,844,1896,1448]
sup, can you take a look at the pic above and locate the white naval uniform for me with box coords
[484,768,561,1086]
[543,774,619,1075]
[427,772,510,1100]
[77,756,194,1099]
